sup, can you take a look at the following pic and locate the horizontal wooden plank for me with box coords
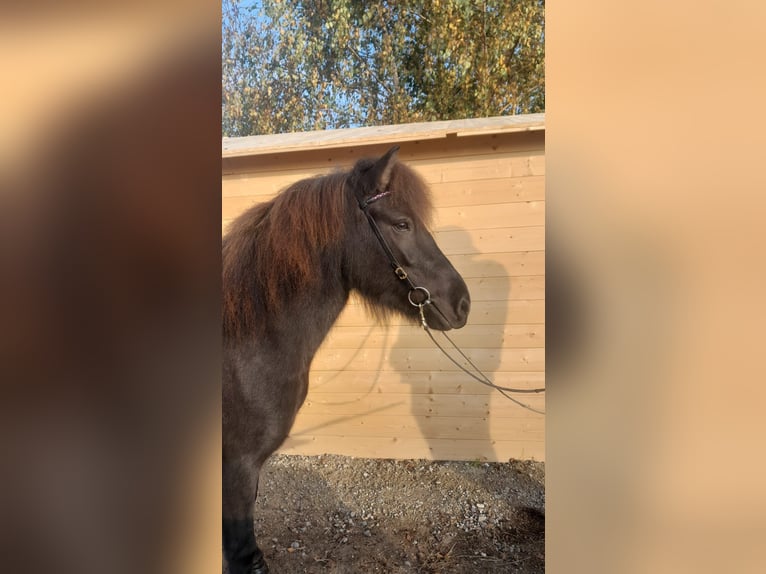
[413,153,545,184]
[311,346,544,373]
[320,323,544,350]
[429,175,544,206]
[289,413,543,441]
[298,391,545,418]
[307,370,545,396]
[450,251,544,278]
[221,173,298,198]
[433,226,544,255]
[434,200,544,229]
[466,275,543,301]
[223,130,544,176]
[334,299,544,326]
[222,152,544,200]
[423,151,544,180]
[277,434,544,462]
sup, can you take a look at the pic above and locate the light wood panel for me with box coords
[465,275,544,301]
[413,153,545,184]
[298,391,544,419]
[307,370,545,395]
[290,414,543,441]
[429,175,545,206]
[449,250,545,278]
[433,226,544,255]
[310,347,544,373]
[433,201,544,229]
[320,323,544,349]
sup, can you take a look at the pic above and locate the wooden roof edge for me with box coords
[222,113,545,158]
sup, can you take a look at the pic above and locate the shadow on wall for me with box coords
[393,226,510,462]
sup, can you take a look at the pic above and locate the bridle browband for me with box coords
[358,188,545,415]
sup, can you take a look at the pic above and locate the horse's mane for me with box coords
[222,159,433,340]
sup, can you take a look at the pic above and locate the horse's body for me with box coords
[222,148,470,573]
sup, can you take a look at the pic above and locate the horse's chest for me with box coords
[290,373,312,416]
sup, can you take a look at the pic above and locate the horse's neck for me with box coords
[268,276,349,365]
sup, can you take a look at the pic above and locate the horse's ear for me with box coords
[371,145,399,190]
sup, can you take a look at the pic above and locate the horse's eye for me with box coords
[394,220,410,232]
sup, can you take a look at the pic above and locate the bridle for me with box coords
[358,189,546,415]
[358,188,432,308]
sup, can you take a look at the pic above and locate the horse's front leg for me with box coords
[222,456,269,574]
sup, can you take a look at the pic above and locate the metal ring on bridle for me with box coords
[408,286,431,307]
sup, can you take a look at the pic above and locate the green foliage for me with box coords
[222,0,544,137]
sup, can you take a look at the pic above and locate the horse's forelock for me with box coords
[387,161,434,227]
[352,157,433,226]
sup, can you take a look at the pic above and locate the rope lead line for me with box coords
[417,304,546,416]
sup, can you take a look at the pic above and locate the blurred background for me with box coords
[0,5,221,574]
[547,1,766,572]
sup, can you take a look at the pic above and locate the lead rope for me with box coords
[415,300,546,416]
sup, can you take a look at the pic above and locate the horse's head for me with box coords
[345,147,470,331]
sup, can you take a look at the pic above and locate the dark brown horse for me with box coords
[222,147,470,573]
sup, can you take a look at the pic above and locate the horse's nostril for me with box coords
[458,296,471,317]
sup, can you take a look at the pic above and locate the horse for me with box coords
[222,146,471,574]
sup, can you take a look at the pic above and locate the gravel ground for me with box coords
[247,454,544,573]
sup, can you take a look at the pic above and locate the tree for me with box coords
[222,0,544,137]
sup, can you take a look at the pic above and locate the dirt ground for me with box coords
[247,453,545,573]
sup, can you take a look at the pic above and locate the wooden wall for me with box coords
[222,126,545,462]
